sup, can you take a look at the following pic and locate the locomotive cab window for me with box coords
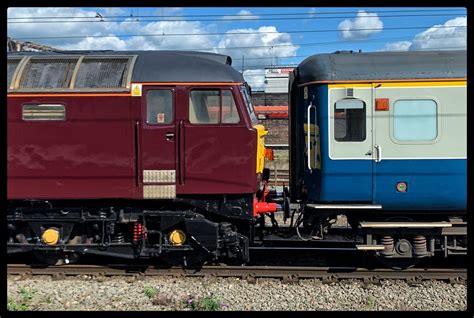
[334,99,366,142]
[222,90,240,123]
[189,89,240,124]
[240,85,258,124]
[146,90,173,125]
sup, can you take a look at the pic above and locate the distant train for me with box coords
[7,49,466,269]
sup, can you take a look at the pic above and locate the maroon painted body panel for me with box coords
[8,96,135,199]
[8,85,257,200]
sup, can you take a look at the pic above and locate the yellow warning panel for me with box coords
[304,123,321,170]
[131,84,142,97]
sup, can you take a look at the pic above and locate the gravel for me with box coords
[7,275,466,311]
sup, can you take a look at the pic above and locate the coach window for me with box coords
[146,90,173,125]
[334,99,366,142]
[393,99,437,141]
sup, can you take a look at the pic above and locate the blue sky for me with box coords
[7,7,467,89]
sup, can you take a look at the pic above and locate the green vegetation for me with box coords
[143,286,159,299]
[8,287,36,311]
[184,294,222,311]
[366,295,377,310]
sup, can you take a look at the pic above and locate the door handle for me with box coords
[374,144,382,163]
[165,132,175,140]
[365,150,372,156]
[306,102,316,171]
[178,121,185,185]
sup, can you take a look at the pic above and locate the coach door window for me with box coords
[334,99,366,142]
[146,90,173,125]
[189,89,240,124]
[393,99,437,141]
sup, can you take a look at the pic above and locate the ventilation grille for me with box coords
[74,58,129,88]
[346,88,354,97]
[7,59,21,88]
[22,104,66,121]
[19,58,78,89]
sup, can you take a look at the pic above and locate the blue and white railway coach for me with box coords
[288,50,466,265]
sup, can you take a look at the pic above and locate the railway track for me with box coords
[7,264,466,285]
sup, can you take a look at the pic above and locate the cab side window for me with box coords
[334,99,366,142]
[147,90,173,125]
[189,89,240,124]
[222,90,240,123]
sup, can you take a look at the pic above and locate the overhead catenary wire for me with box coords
[13,33,464,53]
[230,35,466,61]
[7,13,466,24]
[7,8,466,20]
[238,45,466,73]
[11,25,467,41]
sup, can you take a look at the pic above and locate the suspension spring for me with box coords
[113,233,124,243]
[381,235,394,253]
[412,235,427,255]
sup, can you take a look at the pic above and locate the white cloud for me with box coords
[7,8,301,88]
[100,8,129,16]
[410,17,466,50]
[243,69,265,91]
[222,10,259,20]
[8,8,124,47]
[217,26,298,66]
[216,26,298,88]
[382,41,412,52]
[338,10,383,40]
[382,16,466,52]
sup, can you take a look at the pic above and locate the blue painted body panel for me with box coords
[373,159,466,210]
[304,84,466,210]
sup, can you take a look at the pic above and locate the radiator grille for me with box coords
[74,57,129,88]
[19,58,78,89]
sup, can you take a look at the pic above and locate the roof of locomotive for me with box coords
[8,50,244,83]
[296,50,466,84]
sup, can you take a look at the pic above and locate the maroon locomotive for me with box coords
[7,51,275,265]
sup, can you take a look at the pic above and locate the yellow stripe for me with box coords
[328,83,372,88]
[328,80,466,89]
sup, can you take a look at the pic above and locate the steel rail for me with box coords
[7,264,466,284]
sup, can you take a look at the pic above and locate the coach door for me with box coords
[322,85,374,202]
[139,86,177,199]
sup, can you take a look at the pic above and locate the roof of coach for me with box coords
[296,50,466,84]
[7,50,244,83]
